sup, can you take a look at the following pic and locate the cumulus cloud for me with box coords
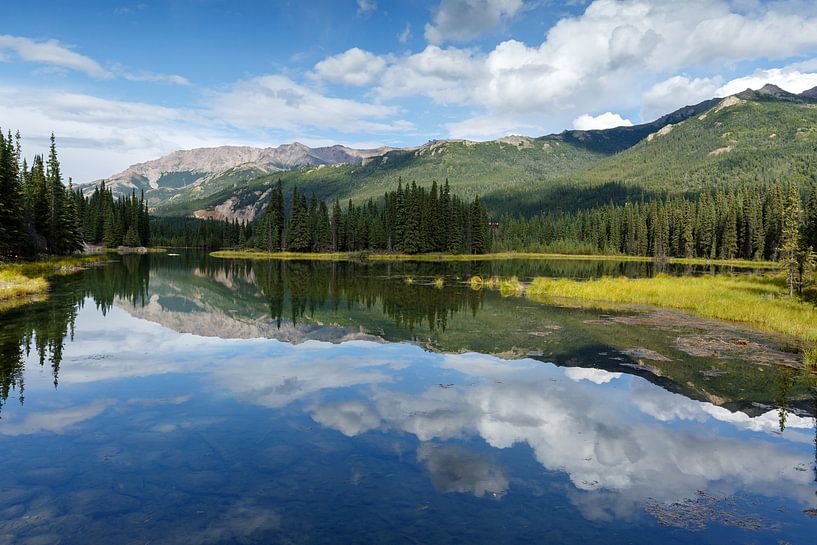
[380,0,817,137]
[37,300,817,519]
[312,48,388,86]
[641,75,721,120]
[311,401,382,436]
[425,0,525,44]
[376,45,484,104]
[716,64,817,95]
[0,34,110,78]
[564,367,623,384]
[572,112,633,130]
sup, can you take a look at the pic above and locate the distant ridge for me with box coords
[85,83,817,221]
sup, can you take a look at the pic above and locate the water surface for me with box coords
[1,253,815,544]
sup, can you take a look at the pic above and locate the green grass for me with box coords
[525,273,817,344]
[211,249,776,268]
[0,255,109,307]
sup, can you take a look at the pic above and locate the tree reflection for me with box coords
[0,255,150,415]
[253,260,484,333]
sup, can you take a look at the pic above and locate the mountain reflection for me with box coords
[2,253,816,420]
[3,303,815,521]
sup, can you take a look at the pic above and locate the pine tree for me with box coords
[0,130,27,258]
[779,186,802,297]
[469,196,489,254]
[399,184,421,254]
[62,179,84,252]
[331,199,341,251]
[721,203,738,260]
[123,224,141,247]
[805,182,817,251]
[286,187,310,252]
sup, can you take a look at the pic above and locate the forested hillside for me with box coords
[152,137,601,218]
[145,86,817,220]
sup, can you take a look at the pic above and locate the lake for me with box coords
[1,253,815,544]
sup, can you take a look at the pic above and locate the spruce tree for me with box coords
[779,186,802,296]
[0,130,27,258]
[805,182,817,251]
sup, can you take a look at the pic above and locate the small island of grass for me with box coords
[521,273,817,345]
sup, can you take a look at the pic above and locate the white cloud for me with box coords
[395,0,817,136]
[642,75,721,120]
[311,401,382,436]
[377,45,484,104]
[399,23,412,44]
[35,300,817,520]
[445,113,543,140]
[716,64,817,95]
[121,70,190,86]
[312,48,388,86]
[564,367,623,384]
[573,112,633,130]
[0,34,110,78]
[0,34,190,86]
[0,401,112,436]
[209,75,408,134]
[0,85,242,182]
[425,0,525,44]
[357,0,377,13]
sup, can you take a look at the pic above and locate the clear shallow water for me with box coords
[1,253,815,544]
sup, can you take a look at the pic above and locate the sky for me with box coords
[3,0,817,182]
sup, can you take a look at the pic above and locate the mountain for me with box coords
[83,142,392,220]
[89,85,817,220]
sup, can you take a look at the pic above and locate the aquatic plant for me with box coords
[499,277,525,297]
[468,275,483,290]
[526,273,817,344]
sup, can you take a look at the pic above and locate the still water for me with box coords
[1,253,816,544]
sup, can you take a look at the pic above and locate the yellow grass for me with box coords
[0,270,47,300]
[527,273,817,344]
[0,255,108,305]
[211,250,776,268]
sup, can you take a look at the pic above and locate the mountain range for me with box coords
[84,84,817,221]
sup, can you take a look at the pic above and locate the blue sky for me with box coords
[3,0,817,181]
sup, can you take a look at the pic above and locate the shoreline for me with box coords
[0,255,110,311]
[209,250,777,268]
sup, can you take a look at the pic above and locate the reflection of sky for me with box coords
[3,299,817,527]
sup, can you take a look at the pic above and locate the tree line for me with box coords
[79,181,151,248]
[495,181,817,262]
[158,180,492,254]
[254,179,490,254]
[0,130,152,260]
[0,131,83,259]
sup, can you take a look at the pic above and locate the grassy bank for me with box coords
[524,273,817,344]
[211,250,776,268]
[0,255,108,309]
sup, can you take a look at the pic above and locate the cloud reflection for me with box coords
[20,301,817,518]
